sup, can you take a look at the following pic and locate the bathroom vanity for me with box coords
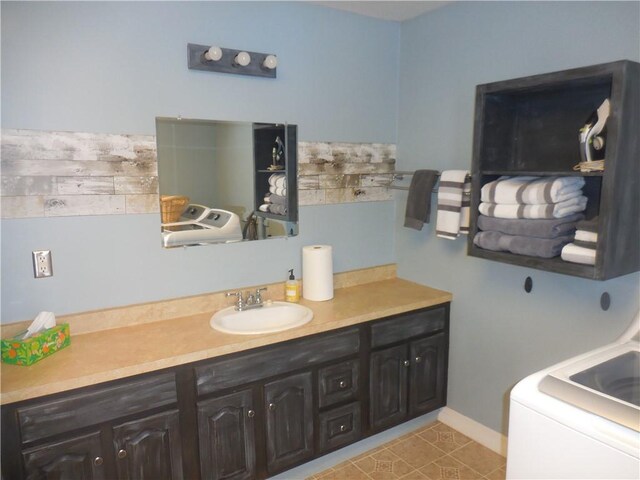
[0,269,451,480]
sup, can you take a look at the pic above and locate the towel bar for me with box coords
[389,171,472,195]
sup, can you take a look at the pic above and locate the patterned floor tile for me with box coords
[418,423,473,453]
[311,422,506,480]
[387,436,447,469]
[449,442,505,476]
[484,466,506,480]
[420,455,485,480]
[317,462,370,480]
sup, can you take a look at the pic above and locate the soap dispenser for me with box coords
[285,269,300,303]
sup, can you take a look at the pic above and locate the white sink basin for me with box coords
[210,301,314,335]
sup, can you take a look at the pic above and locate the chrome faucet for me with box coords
[226,287,267,311]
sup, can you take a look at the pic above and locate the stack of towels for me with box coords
[259,173,287,216]
[474,176,587,258]
[561,218,598,265]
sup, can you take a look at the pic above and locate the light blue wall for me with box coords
[0,1,399,322]
[395,1,640,434]
[2,0,640,439]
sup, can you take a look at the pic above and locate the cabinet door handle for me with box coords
[415,356,422,363]
[339,424,346,432]
[94,457,104,466]
[268,402,276,411]
[248,409,255,418]
[117,449,127,459]
[403,360,410,367]
[339,380,347,389]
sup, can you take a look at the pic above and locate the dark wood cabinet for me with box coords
[264,372,314,474]
[112,410,183,480]
[468,60,639,280]
[409,334,448,415]
[369,308,449,432]
[22,432,105,480]
[370,344,408,430]
[197,390,256,480]
[2,304,449,480]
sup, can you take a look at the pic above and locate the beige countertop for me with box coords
[0,272,451,405]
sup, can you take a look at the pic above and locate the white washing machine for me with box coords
[506,311,639,479]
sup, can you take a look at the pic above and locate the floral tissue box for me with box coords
[1,324,70,366]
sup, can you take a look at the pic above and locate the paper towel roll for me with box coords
[302,245,334,301]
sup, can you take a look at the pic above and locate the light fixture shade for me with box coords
[235,51,251,67]
[263,55,278,70]
[204,46,223,62]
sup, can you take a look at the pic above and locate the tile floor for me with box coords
[307,421,506,480]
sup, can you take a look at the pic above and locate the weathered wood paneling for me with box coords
[1,130,397,217]
[297,141,396,205]
[2,129,159,218]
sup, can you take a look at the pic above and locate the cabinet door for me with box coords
[112,410,183,480]
[23,431,106,480]
[369,344,408,430]
[197,389,256,480]
[409,334,447,416]
[264,372,313,474]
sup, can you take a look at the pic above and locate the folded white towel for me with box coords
[269,186,287,196]
[481,176,585,205]
[268,173,286,187]
[575,230,598,243]
[479,195,587,219]
[561,243,596,265]
[258,204,269,212]
[436,170,470,239]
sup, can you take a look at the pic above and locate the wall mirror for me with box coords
[156,117,298,247]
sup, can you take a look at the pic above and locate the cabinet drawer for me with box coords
[17,373,177,444]
[318,403,361,453]
[318,359,359,408]
[371,307,447,348]
[196,328,359,396]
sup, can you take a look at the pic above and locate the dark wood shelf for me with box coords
[469,245,596,279]
[468,60,639,280]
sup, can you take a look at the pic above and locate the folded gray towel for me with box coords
[474,231,574,258]
[576,217,598,233]
[267,203,287,216]
[477,213,584,239]
[404,170,439,231]
[264,193,287,205]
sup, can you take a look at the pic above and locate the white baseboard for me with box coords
[438,407,508,456]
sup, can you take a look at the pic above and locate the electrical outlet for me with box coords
[32,250,53,278]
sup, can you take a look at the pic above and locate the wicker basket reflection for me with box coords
[160,195,189,224]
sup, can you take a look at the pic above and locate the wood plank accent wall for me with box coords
[297,142,396,205]
[1,130,396,218]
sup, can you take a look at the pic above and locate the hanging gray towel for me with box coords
[404,170,439,230]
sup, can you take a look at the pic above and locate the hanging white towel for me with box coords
[436,170,470,239]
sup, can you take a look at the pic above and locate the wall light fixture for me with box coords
[188,43,277,78]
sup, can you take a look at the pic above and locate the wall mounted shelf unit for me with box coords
[468,60,639,280]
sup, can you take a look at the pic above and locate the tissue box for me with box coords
[1,324,71,366]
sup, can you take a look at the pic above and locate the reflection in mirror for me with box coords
[156,118,298,247]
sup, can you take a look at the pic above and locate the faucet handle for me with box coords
[255,287,267,303]
[226,291,244,309]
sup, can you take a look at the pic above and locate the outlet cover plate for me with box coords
[33,250,53,278]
